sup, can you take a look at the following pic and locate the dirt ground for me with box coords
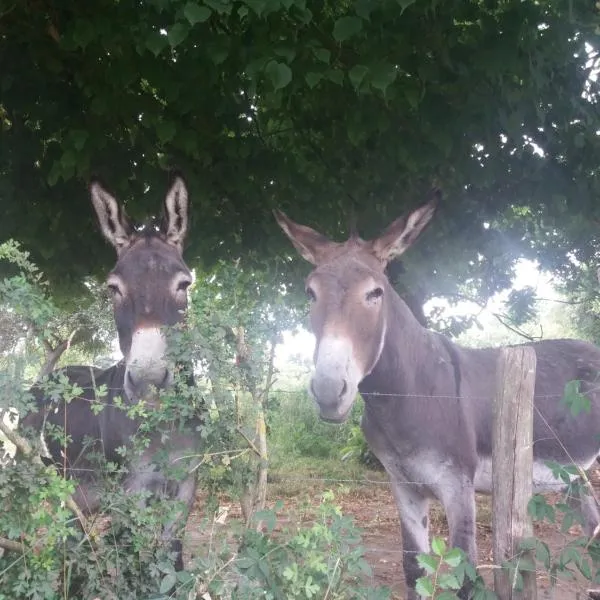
[186,468,600,599]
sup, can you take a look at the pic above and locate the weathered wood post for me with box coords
[492,346,538,600]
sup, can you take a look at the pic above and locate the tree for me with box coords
[1,0,599,316]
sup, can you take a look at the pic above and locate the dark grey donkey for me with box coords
[21,175,200,570]
[274,195,600,599]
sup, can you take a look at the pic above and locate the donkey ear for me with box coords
[162,175,189,251]
[371,189,440,263]
[273,209,334,265]
[90,181,133,253]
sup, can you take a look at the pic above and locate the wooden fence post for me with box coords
[492,346,538,600]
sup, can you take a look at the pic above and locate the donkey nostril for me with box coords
[340,379,348,398]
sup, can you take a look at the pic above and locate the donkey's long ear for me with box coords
[90,181,133,253]
[371,189,440,263]
[273,209,334,265]
[162,175,189,251]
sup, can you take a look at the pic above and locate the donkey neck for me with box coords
[359,288,455,399]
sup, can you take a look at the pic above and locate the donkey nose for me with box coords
[310,375,348,404]
[126,366,169,399]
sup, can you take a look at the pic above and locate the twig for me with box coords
[0,419,89,530]
[236,426,261,457]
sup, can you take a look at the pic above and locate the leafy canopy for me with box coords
[1,0,599,310]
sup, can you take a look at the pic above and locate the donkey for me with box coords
[21,175,200,570]
[275,195,600,599]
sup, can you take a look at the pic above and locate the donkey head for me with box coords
[275,193,438,422]
[90,176,192,401]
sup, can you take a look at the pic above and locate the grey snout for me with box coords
[310,375,351,423]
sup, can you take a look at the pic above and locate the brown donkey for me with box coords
[275,195,600,599]
[22,175,200,570]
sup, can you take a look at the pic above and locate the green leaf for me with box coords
[313,47,331,64]
[416,553,439,574]
[438,593,461,600]
[397,0,416,10]
[204,0,232,14]
[415,576,434,597]
[305,72,323,88]
[265,61,292,90]
[237,556,256,569]
[253,508,277,532]
[437,573,461,590]
[183,2,212,24]
[146,31,169,56]
[333,16,363,42]
[159,573,177,593]
[244,0,268,17]
[349,64,369,89]
[528,494,555,522]
[70,130,88,151]
[562,379,590,416]
[431,536,447,556]
[326,69,343,85]
[370,62,397,94]
[167,22,189,47]
[444,547,464,567]
[274,46,296,63]
[156,120,176,143]
[355,0,373,19]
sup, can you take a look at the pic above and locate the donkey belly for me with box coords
[474,454,599,495]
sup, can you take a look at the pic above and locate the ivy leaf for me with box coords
[266,61,292,90]
[333,16,363,42]
[183,2,212,24]
[167,22,189,47]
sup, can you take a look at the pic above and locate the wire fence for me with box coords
[4,382,600,599]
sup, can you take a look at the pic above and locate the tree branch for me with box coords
[0,536,23,553]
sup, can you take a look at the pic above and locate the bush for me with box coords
[267,388,362,461]
[0,246,389,599]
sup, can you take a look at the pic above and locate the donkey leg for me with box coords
[566,484,600,538]
[390,479,430,600]
[439,477,477,600]
[162,473,198,571]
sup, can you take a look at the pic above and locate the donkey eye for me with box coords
[366,287,384,302]
[306,286,317,302]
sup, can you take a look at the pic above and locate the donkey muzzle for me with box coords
[310,374,354,423]
[125,327,172,400]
